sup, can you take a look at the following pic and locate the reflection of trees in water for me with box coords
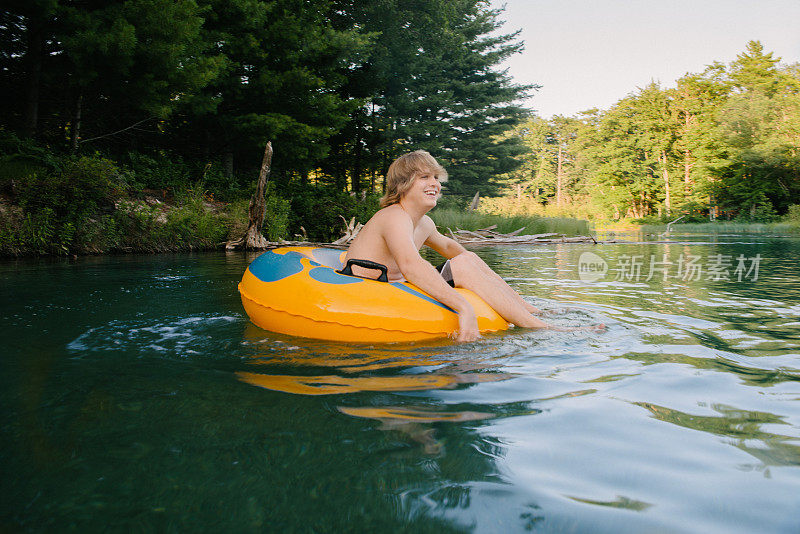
[636,401,800,470]
[621,351,798,387]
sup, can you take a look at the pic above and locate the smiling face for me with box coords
[380,150,448,209]
[409,169,442,208]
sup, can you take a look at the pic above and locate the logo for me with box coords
[578,252,608,282]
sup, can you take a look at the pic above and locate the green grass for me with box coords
[639,221,800,234]
[429,207,590,236]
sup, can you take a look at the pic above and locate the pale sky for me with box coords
[488,0,800,118]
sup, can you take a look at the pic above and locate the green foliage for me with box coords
[673,202,710,223]
[433,194,470,212]
[19,209,57,254]
[639,221,800,235]
[322,0,529,196]
[124,151,193,191]
[784,204,800,223]
[5,156,127,254]
[502,41,800,223]
[285,185,380,242]
[263,193,291,242]
[3,0,530,223]
[123,151,249,201]
[0,131,63,193]
[15,156,127,215]
[0,152,259,255]
[429,207,589,237]
[5,9,799,252]
[61,0,220,119]
[733,203,778,223]
[224,189,290,243]
[161,204,225,249]
[112,192,230,253]
[169,0,374,178]
[476,193,599,222]
[494,115,588,206]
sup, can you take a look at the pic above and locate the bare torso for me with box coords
[344,205,432,281]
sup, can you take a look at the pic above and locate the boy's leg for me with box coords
[448,251,548,328]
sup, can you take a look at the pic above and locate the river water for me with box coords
[2,234,799,532]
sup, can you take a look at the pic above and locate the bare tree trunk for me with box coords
[683,113,692,196]
[556,143,563,207]
[468,191,480,211]
[203,129,211,162]
[352,114,363,194]
[684,149,692,195]
[226,142,273,250]
[224,149,234,179]
[662,151,671,216]
[23,17,44,138]
[381,151,390,194]
[70,92,83,154]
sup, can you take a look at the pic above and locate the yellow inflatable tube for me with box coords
[238,246,509,342]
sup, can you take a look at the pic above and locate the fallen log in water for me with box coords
[447,226,601,245]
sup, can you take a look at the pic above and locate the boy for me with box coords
[345,150,601,342]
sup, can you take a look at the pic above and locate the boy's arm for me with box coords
[381,212,479,342]
[422,217,467,258]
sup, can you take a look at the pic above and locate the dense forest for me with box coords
[1,0,535,254]
[1,0,527,194]
[1,1,798,255]
[497,41,800,222]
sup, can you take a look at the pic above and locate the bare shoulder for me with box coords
[420,214,439,236]
[371,205,412,229]
[420,214,437,230]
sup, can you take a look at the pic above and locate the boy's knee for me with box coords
[451,251,480,270]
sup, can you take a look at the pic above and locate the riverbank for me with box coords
[595,218,800,236]
[639,221,800,234]
[0,150,378,257]
[0,158,591,257]
[0,187,246,257]
[428,208,590,237]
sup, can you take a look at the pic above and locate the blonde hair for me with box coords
[380,150,448,208]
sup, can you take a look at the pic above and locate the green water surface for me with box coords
[2,234,799,533]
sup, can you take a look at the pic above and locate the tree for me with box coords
[168,0,371,181]
[0,0,221,149]
[322,0,530,196]
[579,90,667,218]
[712,41,800,217]
[492,116,552,200]
[671,64,730,212]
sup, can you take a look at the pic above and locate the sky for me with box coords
[488,0,800,118]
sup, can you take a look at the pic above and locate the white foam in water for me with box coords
[66,314,241,358]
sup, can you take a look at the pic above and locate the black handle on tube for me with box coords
[337,259,389,283]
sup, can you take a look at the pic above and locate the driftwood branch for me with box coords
[331,215,363,245]
[657,215,685,238]
[79,116,157,144]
